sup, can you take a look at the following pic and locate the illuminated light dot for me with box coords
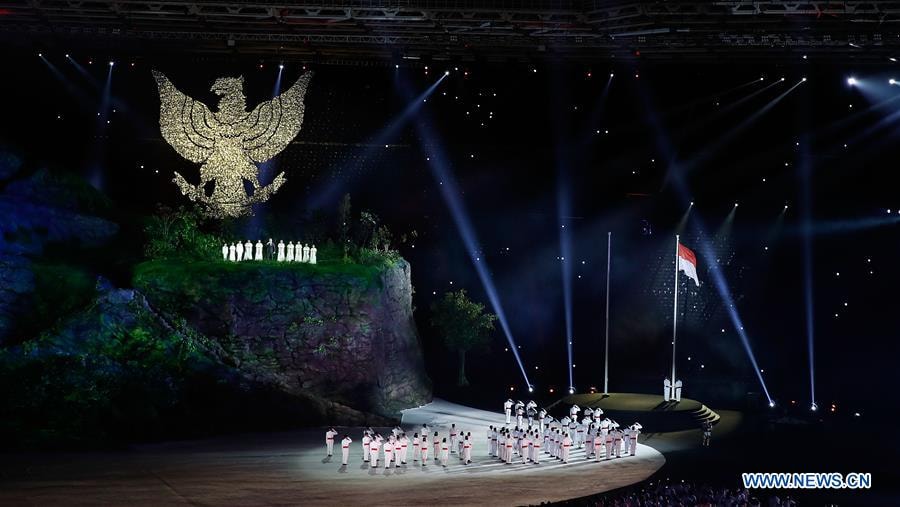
[432,291,436,295]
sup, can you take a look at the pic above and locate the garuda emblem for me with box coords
[152,70,312,218]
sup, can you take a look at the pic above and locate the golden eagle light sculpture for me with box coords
[152,70,312,218]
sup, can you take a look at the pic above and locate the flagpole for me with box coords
[671,234,680,400]
[603,231,611,395]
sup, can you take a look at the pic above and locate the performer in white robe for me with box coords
[228,242,237,261]
[674,380,683,401]
[309,245,317,264]
[277,240,285,262]
[664,378,672,401]
[243,240,252,260]
[462,436,472,464]
[254,240,263,260]
[235,241,244,262]
[303,244,311,263]
[286,241,295,262]
[341,435,352,465]
[221,244,228,260]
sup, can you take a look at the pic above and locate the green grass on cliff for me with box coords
[134,257,384,286]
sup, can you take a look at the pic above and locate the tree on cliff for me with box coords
[431,290,496,387]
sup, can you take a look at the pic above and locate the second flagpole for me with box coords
[603,231,611,395]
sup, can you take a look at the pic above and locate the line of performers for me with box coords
[221,239,317,264]
[325,425,474,467]
[499,399,642,463]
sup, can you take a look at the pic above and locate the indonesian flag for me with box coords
[677,243,700,287]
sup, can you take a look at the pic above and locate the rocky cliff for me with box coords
[134,258,432,419]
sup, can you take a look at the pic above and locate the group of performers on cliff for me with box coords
[221,239,317,264]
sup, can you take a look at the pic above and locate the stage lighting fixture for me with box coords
[802,77,807,82]
[65,53,69,58]
[610,73,614,77]
[759,77,764,81]
[802,55,808,60]
[847,77,857,85]
[892,79,898,85]
[568,387,575,394]
[528,386,534,393]
[780,77,785,81]
[38,52,42,57]
[690,201,694,206]
[108,61,114,66]
[279,64,284,70]
[444,70,449,76]
[811,403,818,411]
[395,64,399,69]
[734,202,739,207]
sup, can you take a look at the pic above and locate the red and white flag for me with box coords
[677,243,700,287]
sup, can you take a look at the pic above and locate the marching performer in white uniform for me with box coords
[341,435,352,465]
[325,427,337,456]
[362,431,371,463]
[462,436,472,464]
[504,399,513,423]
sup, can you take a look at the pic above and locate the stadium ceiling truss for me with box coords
[5,1,900,62]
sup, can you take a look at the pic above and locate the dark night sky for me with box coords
[2,52,899,415]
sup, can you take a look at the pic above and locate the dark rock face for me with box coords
[0,255,34,343]
[136,259,432,419]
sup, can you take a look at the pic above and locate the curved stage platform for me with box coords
[0,399,664,506]
[555,392,721,433]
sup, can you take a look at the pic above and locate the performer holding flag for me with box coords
[670,236,700,400]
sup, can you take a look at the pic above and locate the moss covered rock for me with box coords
[134,257,432,419]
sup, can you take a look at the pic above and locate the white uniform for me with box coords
[228,243,236,261]
[432,435,440,460]
[412,435,420,461]
[504,400,513,423]
[254,240,263,260]
[504,436,514,464]
[362,433,371,462]
[309,245,317,264]
[286,242,295,262]
[420,438,429,464]
[440,442,449,466]
[463,438,472,464]
[561,435,573,463]
[604,431,614,458]
[341,437,352,465]
[449,425,458,453]
[569,404,580,420]
[235,241,244,261]
[325,429,337,456]
[383,440,394,468]
[521,436,530,463]
[243,241,253,260]
[221,244,228,260]
[303,244,311,263]
[664,378,672,401]
[277,241,285,261]
[400,436,409,464]
[370,439,381,467]
[613,430,623,457]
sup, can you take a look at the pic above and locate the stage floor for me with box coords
[0,399,664,506]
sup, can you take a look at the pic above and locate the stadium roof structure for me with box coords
[4,1,900,64]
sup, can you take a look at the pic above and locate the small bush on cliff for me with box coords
[431,289,497,387]
[143,205,222,260]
